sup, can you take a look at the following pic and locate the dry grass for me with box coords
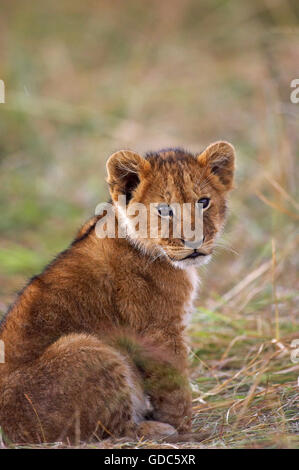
[0,0,298,449]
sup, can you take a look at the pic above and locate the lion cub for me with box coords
[0,141,235,443]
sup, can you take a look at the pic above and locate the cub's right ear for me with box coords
[106,150,151,204]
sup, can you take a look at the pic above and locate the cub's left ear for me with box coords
[197,141,236,190]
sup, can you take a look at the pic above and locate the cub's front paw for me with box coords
[151,389,192,434]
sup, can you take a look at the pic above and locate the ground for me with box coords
[0,0,298,449]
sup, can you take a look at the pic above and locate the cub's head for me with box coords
[106,142,235,268]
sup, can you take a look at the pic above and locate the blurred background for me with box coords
[0,0,298,447]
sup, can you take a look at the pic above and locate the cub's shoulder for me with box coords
[74,215,102,242]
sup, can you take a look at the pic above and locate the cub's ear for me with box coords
[106,150,151,203]
[197,141,236,190]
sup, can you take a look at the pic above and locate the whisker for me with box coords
[212,242,239,256]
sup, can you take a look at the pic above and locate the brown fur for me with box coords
[0,141,235,443]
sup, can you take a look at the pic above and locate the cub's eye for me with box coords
[198,197,210,209]
[157,204,173,218]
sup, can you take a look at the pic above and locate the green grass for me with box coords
[0,0,298,449]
